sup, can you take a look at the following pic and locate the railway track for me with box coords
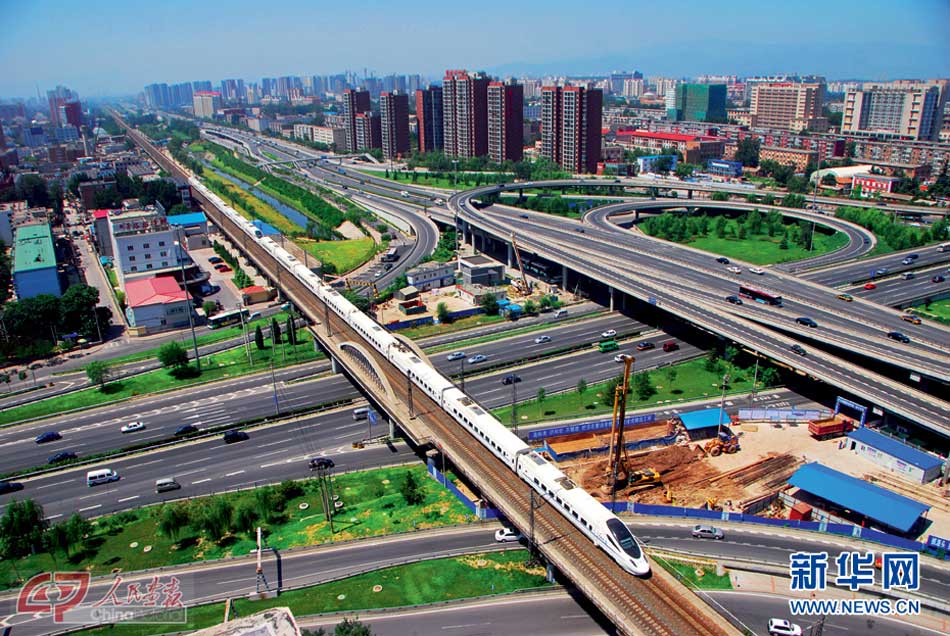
[118,115,737,636]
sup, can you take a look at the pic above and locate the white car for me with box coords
[494,527,523,543]
[749,267,765,275]
[467,354,487,364]
[727,266,742,274]
[446,351,466,361]
[120,421,145,434]
[601,329,617,338]
[534,335,552,344]
[613,353,628,363]
[767,619,802,636]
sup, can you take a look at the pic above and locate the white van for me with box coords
[352,407,369,421]
[553,309,569,318]
[155,477,181,493]
[86,468,119,487]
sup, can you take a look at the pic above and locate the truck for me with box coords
[808,416,855,440]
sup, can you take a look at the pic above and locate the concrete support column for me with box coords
[562,265,569,291]
[330,356,340,374]
[688,189,693,200]
[507,243,513,268]
[609,287,615,312]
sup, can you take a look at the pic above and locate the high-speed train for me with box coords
[189,177,650,576]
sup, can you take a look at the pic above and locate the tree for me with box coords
[665,367,678,392]
[400,470,425,506]
[821,173,837,186]
[193,499,233,541]
[65,513,91,554]
[15,174,51,208]
[285,316,297,345]
[333,618,375,636]
[633,371,656,401]
[0,499,48,559]
[436,302,452,324]
[254,325,265,350]
[271,318,282,346]
[480,294,499,316]
[734,137,760,167]
[202,300,217,317]
[158,341,189,370]
[711,191,730,202]
[760,367,781,388]
[232,504,260,536]
[675,163,698,179]
[156,503,191,541]
[536,387,546,415]
[342,289,370,312]
[85,360,113,390]
[576,378,588,396]
[523,299,537,315]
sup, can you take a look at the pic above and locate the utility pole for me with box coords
[175,240,201,371]
[717,373,730,438]
[510,375,521,434]
[270,361,280,416]
[254,526,271,593]
[459,357,466,391]
[237,306,252,364]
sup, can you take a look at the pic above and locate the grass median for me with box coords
[911,298,950,325]
[297,237,377,273]
[73,550,546,636]
[397,313,506,339]
[0,465,473,590]
[685,231,849,266]
[0,331,321,426]
[493,357,757,425]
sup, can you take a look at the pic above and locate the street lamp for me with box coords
[717,373,730,438]
[509,375,522,434]
[174,240,201,372]
[459,357,466,391]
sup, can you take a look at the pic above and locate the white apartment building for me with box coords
[109,208,185,286]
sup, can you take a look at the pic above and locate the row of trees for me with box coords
[497,194,620,218]
[641,209,818,249]
[67,172,183,211]
[0,499,91,570]
[254,316,299,350]
[406,152,570,181]
[1,175,65,224]
[1,285,112,361]
[835,206,948,251]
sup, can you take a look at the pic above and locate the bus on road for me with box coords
[738,285,783,306]
[208,308,250,329]
[381,247,399,262]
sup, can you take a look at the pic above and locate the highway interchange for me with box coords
[4,120,948,636]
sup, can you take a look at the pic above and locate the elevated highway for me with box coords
[117,114,738,636]
[450,184,950,438]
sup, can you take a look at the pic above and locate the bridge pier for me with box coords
[507,243,513,268]
[688,189,693,200]
[330,356,340,374]
[562,264,569,291]
[609,287,615,312]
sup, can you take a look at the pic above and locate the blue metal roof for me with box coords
[679,408,730,431]
[166,212,208,227]
[847,427,942,472]
[788,463,930,533]
[251,220,280,236]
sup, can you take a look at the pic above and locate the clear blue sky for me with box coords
[2,0,948,98]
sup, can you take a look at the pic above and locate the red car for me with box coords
[864,282,877,290]
[217,265,232,273]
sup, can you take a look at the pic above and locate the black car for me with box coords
[635,341,656,351]
[716,257,730,264]
[501,374,522,385]
[725,295,743,305]
[789,344,807,356]
[47,451,77,464]
[520,214,529,219]
[174,424,198,436]
[576,228,585,233]
[35,431,62,444]
[795,317,818,328]
[887,331,911,343]
[223,430,249,444]
[309,457,335,471]
[932,275,946,283]
[0,481,24,495]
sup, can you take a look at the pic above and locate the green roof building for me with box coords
[668,84,728,123]
[12,223,62,298]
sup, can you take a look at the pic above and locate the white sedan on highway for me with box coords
[727,266,742,274]
[120,421,145,434]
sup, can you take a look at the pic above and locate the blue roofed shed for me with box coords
[677,408,731,437]
[252,220,280,236]
[788,463,929,534]
[166,212,208,228]
[846,427,944,484]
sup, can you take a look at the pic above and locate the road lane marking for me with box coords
[225,470,245,477]
[78,504,102,512]
[191,478,212,484]
[117,496,139,503]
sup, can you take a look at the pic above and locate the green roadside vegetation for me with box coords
[73,551,547,636]
[0,465,472,590]
[298,237,378,274]
[0,328,320,426]
[357,168,513,191]
[398,313,507,339]
[655,556,733,591]
[641,210,849,265]
[496,194,623,219]
[493,353,780,425]
[836,206,948,256]
[911,298,950,325]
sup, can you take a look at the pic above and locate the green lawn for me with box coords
[73,551,546,636]
[200,169,300,236]
[493,357,758,425]
[400,313,506,339]
[0,331,321,426]
[686,230,850,265]
[0,465,474,590]
[656,557,733,591]
[911,298,950,325]
[298,237,378,274]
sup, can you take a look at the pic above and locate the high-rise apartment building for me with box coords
[442,70,490,159]
[342,89,372,153]
[47,85,75,126]
[354,113,381,152]
[192,80,213,92]
[380,92,410,159]
[487,80,524,163]
[750,82,827,132]
[842,80,948,141]
[669,84,727,122]
[192,91,222,119]
[416,85,444,153]
[540,85,603,173]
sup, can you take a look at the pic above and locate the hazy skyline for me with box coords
[2,0,949,98]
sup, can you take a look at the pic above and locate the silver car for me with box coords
[691,524,724,540]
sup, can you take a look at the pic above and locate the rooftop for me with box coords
[788,462,930,533]
[678,408,730,431]
[460,254,496,267]
[166,212,208,227]
[847,427,943,471]
[13,223,56,273]
[616,130,701,143]
[125,275,188,308]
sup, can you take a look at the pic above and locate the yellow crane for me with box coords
[509,234,532,295]
[608,355,635,496]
